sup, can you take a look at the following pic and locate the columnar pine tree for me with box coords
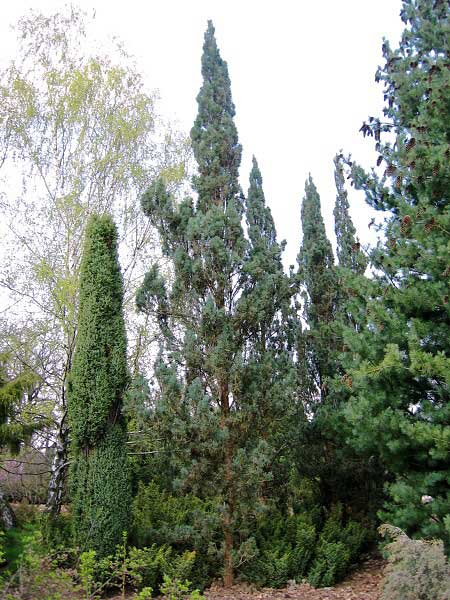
[296,176,370,511]
[68,214,130,557]
[137,23,294,586]
[297,176,337,402]
[333,155,367,275]
[333,153,369,335]
[343,0,450,542]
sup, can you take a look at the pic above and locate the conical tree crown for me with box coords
[247,156,278,252]
[191,20,242,213]
[68,213,128,448]
[297,176,338,399]
[137,23,295,587]
[333,154,366,274]
[241,156,293,354]
[298,176,336,327]
[68,213,130,557]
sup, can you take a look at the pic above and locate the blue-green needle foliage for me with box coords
[298,176,338,402]
[333,155,367,277]
[342,0,450,544]
[137,22,295,586]
[68,213,131,557]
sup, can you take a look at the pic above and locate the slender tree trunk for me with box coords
[0,487,16,529]
[46,336,73,516]
[45,409,69,515]
[220,380,234,587]
[222,454,234,587]
[223,510,233,588]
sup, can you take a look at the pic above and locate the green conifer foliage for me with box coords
[333,153,369,336]
[137,25,294,586]
[191,21,242,213]
[244,157,292,354]
[343,0,450,542]
[68,214,130,557]
[0,355,42,529]
[295,175,378,515]
[333,155,367,275]
[0,356,36,454]
[298,176,337,400]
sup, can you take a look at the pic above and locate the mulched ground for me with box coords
[2,554,385,599]
[204,557,385,600]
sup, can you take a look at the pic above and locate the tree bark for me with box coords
[0,487,16,529]
[220,380,234,587]
[45,409,69,516]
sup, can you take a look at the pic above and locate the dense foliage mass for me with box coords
[0,1,449,598]
[68,214,131,557]
[341,0,450,543]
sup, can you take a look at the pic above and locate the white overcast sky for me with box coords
[1,0,404,269]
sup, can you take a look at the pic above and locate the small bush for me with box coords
[379,524,450,600]
[131,482,219,587]
[308,541,350,587]
[306,503,367,587]
[160,573,204,600]
[40,512,73,550]
[0,528,76,600]
[289,520,316,578]
[256,547,292,588]
[240,512,317,586]
[126,544,173,591]
[76,537,200,597]
[341,520,367,562]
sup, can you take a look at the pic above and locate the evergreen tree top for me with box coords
[333,154,367,274]
[299,176,334,272]
[246,156,278,251]
[297,176,337,395]
[191,20,242,213]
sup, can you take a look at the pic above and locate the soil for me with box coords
[204,557,385,600]
[2,554,386,599]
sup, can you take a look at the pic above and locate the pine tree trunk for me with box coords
[0,487,16,529]
[223,514,233,587]
[221,380,234,587]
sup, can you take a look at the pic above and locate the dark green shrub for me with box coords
[289,520,316,578]
[131,482,220,587]
[240,511,317,586]
[307,541,350,587]
[132,482,218,549]
[40,512,72,550]
[341,519,367,562]
[257,547,292,588]
[306,503,367,587]
[319,503,344,542]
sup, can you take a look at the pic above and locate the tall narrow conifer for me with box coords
[68,214,130,557]
[298,176,337,400]
[333,155,367,275]
[137,24,294,586]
